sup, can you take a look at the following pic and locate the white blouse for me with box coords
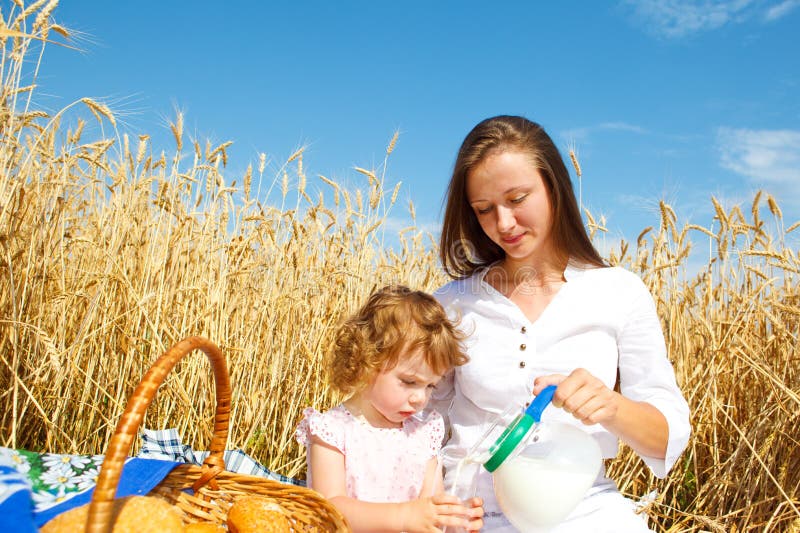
[432,262,691,530]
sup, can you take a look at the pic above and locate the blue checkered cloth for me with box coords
[139,428,304,486]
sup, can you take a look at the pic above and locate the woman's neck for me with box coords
[500,256,565,283]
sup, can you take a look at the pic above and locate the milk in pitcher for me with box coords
[493,455,596,529]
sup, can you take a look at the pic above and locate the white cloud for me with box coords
[764,0,800,20]
[561,122,647,144]
[621,0,796,38]
[561,127,591,143]
[717,127,800,185]
[598,122,649,134]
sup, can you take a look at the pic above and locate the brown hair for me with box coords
[329,285,468,395]
[440,115,605,279]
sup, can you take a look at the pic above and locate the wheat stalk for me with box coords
[3,8,800,528]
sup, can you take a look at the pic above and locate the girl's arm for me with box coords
[418,456,443,497]
[308,437,476,532]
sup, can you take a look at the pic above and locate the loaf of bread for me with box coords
[227,495,293,532]
[40,495,184,533]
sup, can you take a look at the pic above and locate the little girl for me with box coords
[296,285,484,532]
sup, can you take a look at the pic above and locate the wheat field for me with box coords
[1,4,798,532]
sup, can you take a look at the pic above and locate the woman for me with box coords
[433,115,690,532]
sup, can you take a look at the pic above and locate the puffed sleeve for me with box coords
[618,278,691,478]
[294,407,346,453]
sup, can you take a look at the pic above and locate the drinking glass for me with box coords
[440,447,480,533]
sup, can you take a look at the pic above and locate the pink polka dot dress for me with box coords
[295,405,444,502]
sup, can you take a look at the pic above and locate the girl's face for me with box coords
[359,347,443,429]
[466,150,556,265]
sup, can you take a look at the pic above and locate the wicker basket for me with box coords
[84,335,349,532]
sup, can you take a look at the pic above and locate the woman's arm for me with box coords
[532,276,689,463]
[308,437,474,532]
[533,369,668,458]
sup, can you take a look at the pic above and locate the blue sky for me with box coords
[39,1,800,251]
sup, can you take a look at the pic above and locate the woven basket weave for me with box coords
[84,335,349,532]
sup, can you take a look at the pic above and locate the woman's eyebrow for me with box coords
[469,186,528,203]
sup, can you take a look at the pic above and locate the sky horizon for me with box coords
[33,1,800,257]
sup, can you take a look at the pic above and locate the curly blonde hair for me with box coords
[329,285,468,395]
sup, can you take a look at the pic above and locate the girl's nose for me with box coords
[410,389,426,406]
[496,206,515,232]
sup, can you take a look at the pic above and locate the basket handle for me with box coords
[86,336,232,533]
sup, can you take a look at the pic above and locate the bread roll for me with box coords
[40,495,183,533]
[227,495,292,532]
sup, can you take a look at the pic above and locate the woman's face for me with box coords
[466,149,556,265]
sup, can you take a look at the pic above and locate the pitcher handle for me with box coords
[524,385,557,422]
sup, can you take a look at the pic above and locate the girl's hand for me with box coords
[533,368,619,426]
[400,493,474,532]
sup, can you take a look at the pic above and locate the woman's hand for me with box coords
[400,492,475,532]
[533,368,668,458]
[533,368,619,426]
